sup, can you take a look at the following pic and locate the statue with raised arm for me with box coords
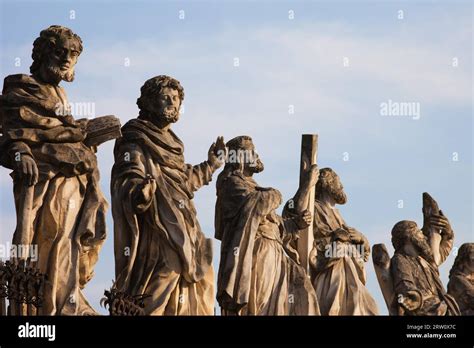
[373,193,460,315]
[0,25,112,315]
[292,167,378,315]
[215,136,319,315]
[448,243,473,315]
[111,75,224,315]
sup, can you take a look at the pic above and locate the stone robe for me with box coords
[448,272,474,315]
[0,74,107,315]
[391,253,460,315]
[310,200,378,315]
[215,168,319,315]
[111,118,214,315]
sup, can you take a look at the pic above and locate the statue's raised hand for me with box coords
[208,136,226,169]
[429,210,453,238]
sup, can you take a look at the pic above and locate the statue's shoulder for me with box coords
[3,74,41,90]
[226,170,247,184]
[391,252,406,262]
[115,118,148,149]
[2,74,41,94]
[390,253,415,272]
[217,169,246,191]
[121,118,144,131]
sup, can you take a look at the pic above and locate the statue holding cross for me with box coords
[284,134,378,315]
[214,135,320,315]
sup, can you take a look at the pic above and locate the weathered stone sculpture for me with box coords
[101,282,148,316]
[111,75,224,315]
[448,243,473,315]
[215,135,319,315]
[373,192,460,315]
[0,25,113,315]
[0,260,46,316]
[299,168,378,315]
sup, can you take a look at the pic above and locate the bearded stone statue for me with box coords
[388,220,460,315]
[0,25,108,315]
[302,168,378,315]
[111,75,225,315]
[373,197,461,316]
[214,135,320,315]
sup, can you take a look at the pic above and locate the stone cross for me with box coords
[298,134,318,273]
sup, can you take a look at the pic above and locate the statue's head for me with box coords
[391,220,434,262]
[137,75,184,126]
[450,243,474,277]
[225,135,264,175]
[315,168,347,204]
[30,25,83,84]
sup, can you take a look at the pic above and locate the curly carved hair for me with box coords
[137,75,184,117]
[223,135,253,172]
[226,135,253,153]
[449,243,474,278]
[391,220,418,252]
[216,135,255,191]
[30,25,83,75]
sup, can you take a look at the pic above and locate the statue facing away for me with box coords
[215,135,320,315]
[0,25,113,315]
[295,168,378,315]
[448,243,474,315]
[111,75,225,315]
[373,193,460,315]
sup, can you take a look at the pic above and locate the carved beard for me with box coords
[329,186,347,205]
[411,233,435,263]
[249,159,264,173]
[158,106,179,124]
[46,63,75,82]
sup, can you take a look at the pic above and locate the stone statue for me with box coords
[111,75,225,315]
[215,135,320,315]
[298,167,378,315]
[372,193,460,315]
[448,243,474,315]
[0,25,112,315]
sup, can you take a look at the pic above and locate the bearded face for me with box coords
[324,174,347,205]
[226,141,264,175]
[244,146,264,174]
[153,87,181,124]
[328,183,347,204]
[39,36,80,84]
[248,157,264,173]
[45,63,75,82]
[409,228,435,263]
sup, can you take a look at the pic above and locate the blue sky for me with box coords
[0,0,472,315]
